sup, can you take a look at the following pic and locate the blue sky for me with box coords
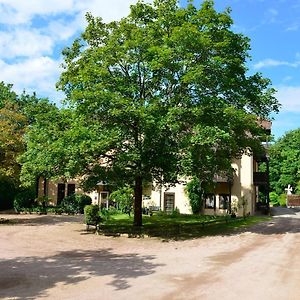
[0,0,299,139]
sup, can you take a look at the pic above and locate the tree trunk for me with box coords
[133,175,143,226]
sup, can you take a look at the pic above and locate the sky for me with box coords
[0,0,299,139]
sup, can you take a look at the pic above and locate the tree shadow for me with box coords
[270,206,300,216]
[0,249,163,299]
[245,217,300,235]
[0,214,84,226]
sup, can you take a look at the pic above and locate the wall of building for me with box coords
[38,152,256,216]
[37,177,82,206]
[147,154,256,216]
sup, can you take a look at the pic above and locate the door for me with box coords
[57,183,66,205]
[164,193,175,213]
[100,192,109,209]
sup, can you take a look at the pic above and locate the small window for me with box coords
[205,194,216,209]
[219,194,230,209]
[67,184,76,196]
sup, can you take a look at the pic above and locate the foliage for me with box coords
[171,207,180,217]
[84,205,101,225]
[60,194,92,214]
[0,102,27,180]
[109,186,134,211]
[269,128,300,195]
[35,196,50,207]
[13,187,36,212]
[19,107,78,186]
[185,177,204,214]
[278,194,287,207]
[0,176,17,210]
[0,82,50,182]
[0,81,53,209]
[269,191,279,206]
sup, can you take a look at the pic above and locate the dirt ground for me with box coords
[1,208,300,300]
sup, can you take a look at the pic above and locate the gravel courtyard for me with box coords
[1,208,300,300]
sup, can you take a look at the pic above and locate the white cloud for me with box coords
[286,24,299,31]
[254,58,299,69]
[0,28,54,58]
[46,18,82,42]
[0,0,76,25]
[75,0,153,23]
[0,0,154,102]
[276,86,300,112]
[0,0,153,25]
[0,57,62,99]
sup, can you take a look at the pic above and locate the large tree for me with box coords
[23,0,278,225]
[0,82,50,208]
[269,129,300,195]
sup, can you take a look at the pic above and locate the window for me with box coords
[67,184,76,196]
[57,183,66,205]
[205,194,216,209]
[219,194,230,210]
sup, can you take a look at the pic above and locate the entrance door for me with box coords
[100,192,109,209]
[57,183,66,205]
[164,193,175,213]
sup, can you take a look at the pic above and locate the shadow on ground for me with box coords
[0,249,163,299]
[96,214,300,240]
[0,214,83,226]
[247,217,300,235]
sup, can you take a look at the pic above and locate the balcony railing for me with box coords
[253,172,268,185]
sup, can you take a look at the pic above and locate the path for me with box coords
[0,212,300,300]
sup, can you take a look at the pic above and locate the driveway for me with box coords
[1,212,300,300]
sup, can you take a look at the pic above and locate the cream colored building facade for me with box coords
[38,149,267,216]
[143,153,260,216]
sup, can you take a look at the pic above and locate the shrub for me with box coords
[60,194,92,214]
[170,207,180,217]
[34,206,47,215]
[84,205,101,226]
[100,208,112,221]
[0,176,17,210]
[13,188,36,212]
[185,177,204,214]
[269,192,280,206]
[35,196,49,208]
[109,186,133,211]
[279,194,287,206]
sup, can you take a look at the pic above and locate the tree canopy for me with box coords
[21,0,279,225]
[0,81,52,208]
[269,129,300,195]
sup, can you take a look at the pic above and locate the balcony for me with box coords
[253,172,268,185]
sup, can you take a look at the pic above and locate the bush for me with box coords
[84,205,101,226]
[100,208,112,221]
[269,192,280,206]
[109,186,133,211]
[185,177,204,214]
[32,206,47,215]
[278,194,287,206]
[13,188,36,212]
[60,194,92,214]
[170,207,181,217]
[35,196,50,207]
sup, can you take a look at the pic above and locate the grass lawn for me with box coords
[98,213,271,240]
